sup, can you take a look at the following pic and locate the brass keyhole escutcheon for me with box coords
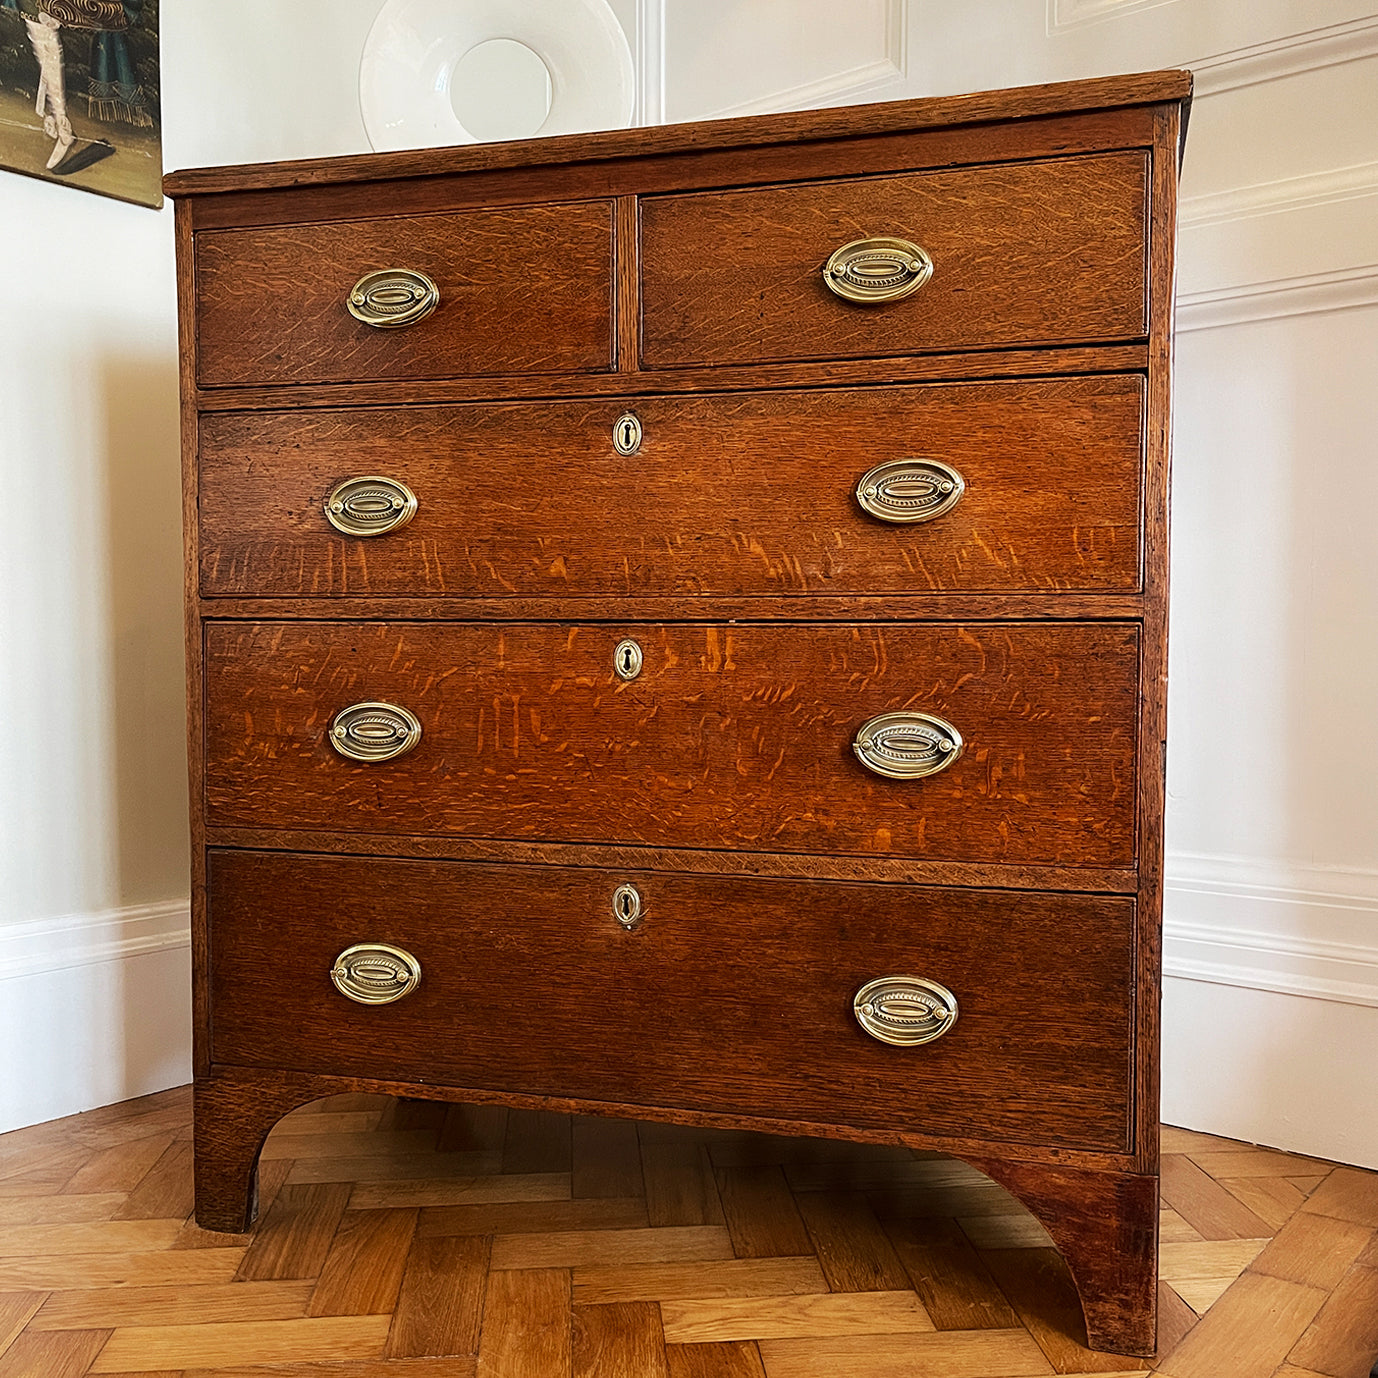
[614,638,643,681]
[613,883,643,931]
[613,412,642,456]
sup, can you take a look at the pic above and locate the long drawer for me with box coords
[208,849,1135,1152]
[640,153,1149,368]
[197,376,1144,598]
[202,620,1139,867]
[194,200,615,387]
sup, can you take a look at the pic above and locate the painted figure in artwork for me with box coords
[1,0,151,171]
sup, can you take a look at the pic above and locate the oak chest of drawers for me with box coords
[167,70,1190,1356]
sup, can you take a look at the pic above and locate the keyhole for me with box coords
[614,638,643,681]
[613,412,642,456]
[612,883,643,930]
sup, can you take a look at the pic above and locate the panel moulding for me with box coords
[1048,0,1181,35]
[634,0,666,126]
[692,0,907,120]
[1191,14,1378,98]
[1176,263,1378,332]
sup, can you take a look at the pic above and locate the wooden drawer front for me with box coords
[640,153,1148,368]
[209,849,1134,1152]
[203,621,1138,867]
[198,376,1143,598]
[194,201,614,387]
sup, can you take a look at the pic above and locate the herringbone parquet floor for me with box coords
[1,1087,1376,1377]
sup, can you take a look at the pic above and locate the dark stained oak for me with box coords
[168,71,1191,1358]
[640,154,1148,368]
[197,376,1145,598]
[206,850,1135,1153]
[195,201,614,387]
[201,619,1141,867]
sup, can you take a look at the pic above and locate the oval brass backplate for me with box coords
[853,711,962,780]
[330,942,422,1005]
[613,412,643,456]
[612,883,643,931]
[324,475,418,537]
[347,269,440,329]
[854,976,958,1046]
[329,702,423,763]
[614,639,643,681]
[856,459,965,525]
[824,236,933,304]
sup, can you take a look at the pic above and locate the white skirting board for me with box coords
[0,902,192,1135]
[1162,856,1378,1171]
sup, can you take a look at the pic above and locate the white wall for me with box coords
[6,1,1375,1167]
[0,162,189,1129]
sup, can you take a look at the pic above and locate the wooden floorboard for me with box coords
[0,1087,1374,1376]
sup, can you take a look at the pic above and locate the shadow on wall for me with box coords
[98,350,188,910]
[99,346,191,1103]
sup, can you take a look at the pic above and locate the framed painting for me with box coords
[0,0,160,207]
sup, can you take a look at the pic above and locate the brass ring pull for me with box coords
[854,976,958,1046]
[324,476,418,537]
[854,711,962,780]
[823,237,933,304]
[347,269,440,328]
[329,702,422,763]
[331,942,422,1005]
[856,459,964,524]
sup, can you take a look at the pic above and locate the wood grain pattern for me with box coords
[195,202,614,387]
[384,1234,489,1357]
[201,620,1141,867]
[3,1090,1377,1377]
[641,154,1147,368]
[196,377,1145,598]
[206,852,1135,1152]
[190,341,1151,413]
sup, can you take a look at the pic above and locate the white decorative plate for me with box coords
[359,0,635,151]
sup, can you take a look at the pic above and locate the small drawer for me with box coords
[194,200,614,387]
[640,152,1148,368]
[208,849,1135,1153]
[202,620,1139,868]
[197,375,1144,598]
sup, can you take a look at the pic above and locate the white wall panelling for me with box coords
[1048,0,1182,35]
[635,0,666,125]
[661,0,908,121]
[1190,14,1378,96]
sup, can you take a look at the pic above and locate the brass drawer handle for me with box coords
[347,268,440,329]
[325,475,418,537]
[329,702,422,763]
[854,976,958,1046]
[856,459,964,524]
[331,942,422,1005]
[824,236,933,304]
[854,711,962,780]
